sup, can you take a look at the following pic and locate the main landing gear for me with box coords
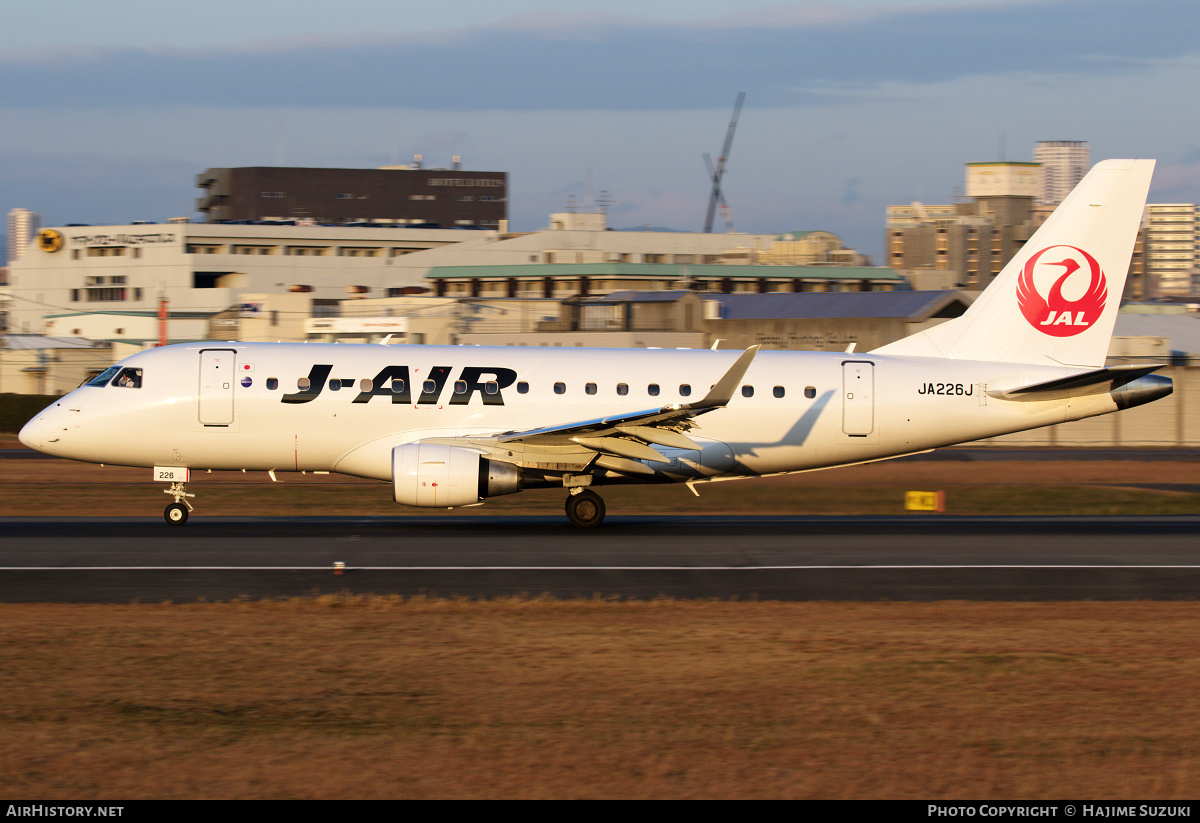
[163,482,195,526]
[565,488,605,528]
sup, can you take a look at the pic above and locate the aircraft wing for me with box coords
[473,346,759,474]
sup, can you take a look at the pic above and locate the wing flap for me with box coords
[614,425,700,450]
[571,436,666,462]
[594,454,656,476]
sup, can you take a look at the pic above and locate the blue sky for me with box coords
[2,0,1198,262]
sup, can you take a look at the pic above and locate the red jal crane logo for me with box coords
[1015,245,1108,337]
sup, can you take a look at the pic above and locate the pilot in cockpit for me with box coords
[113,367,142,388]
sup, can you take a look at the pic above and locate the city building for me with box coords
[1033,141,1089,206]
[732,230,871,267]
[195,161,506,229]
[426,262,902,299]
[7,212,889,338]
[401,214,885,297]
[5,221,476,335]
[0,334,123,396]
[886,162,1043,291]
[41,309,213,346]
[1144,204,1198,297]
[214,288,962,352]
[886,159,1146,296]
[7,208,39,264]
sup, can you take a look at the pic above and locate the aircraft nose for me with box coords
[18,408,64,454]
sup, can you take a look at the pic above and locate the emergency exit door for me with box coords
[842,361,874,436]
[199,349,236,426]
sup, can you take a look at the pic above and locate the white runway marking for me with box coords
[4,565,1200,572]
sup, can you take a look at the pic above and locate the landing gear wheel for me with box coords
[565,490,605,528]
[162,481,195,524]
[164,502,189,526]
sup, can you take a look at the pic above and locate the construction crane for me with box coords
[704,92,745,234]
[704,153,735,233]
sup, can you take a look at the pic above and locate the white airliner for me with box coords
[19,159,1172,527]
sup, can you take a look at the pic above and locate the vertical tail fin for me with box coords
[874,159,1155,367]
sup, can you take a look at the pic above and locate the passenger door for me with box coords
[841,361,874,436]
[199,349,237,426]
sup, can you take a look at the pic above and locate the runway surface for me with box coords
[2,514,1199,603]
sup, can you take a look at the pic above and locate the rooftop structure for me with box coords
[195,162,506,229]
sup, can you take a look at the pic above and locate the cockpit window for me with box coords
[85,366,121,387]
[113,368,143,389]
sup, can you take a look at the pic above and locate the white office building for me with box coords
[6,213,843,338]
[1033,141,1089,206]
[5,221,480,336]
[7,208,39,264]
[1144,204,1198,297]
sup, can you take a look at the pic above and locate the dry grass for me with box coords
[2,598,1200,799]
[3,450,1198,798]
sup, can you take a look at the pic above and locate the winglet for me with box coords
[686,345,759,410]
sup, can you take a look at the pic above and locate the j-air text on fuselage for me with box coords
[19,160,1173,527]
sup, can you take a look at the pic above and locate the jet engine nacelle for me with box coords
[392,443,521,508]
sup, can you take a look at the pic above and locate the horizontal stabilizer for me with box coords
[987,364,1164,402]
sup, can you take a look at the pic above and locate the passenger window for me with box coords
[329,380,340,391]
[741,385,754,398]
[585,383,597,395]
[297,377,310,391]
[648,384,660,396]
[485,381,499,395]
[679,384,691,397]
[423,379,437,394]
[805,386,816,399]
[360,379,373,393]
[616,383,629,396]
[266,378,279,390]
[773,386,785,398]
[517,381,529,394]
[453,380,468,395]
[554,382,566,395]
[113,368,142,389]
[391,378,406,393]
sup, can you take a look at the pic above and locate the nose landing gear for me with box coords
[565,488,605,528]
[163,482,194,526]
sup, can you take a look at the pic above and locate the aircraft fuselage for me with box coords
[20,341,1147,484]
